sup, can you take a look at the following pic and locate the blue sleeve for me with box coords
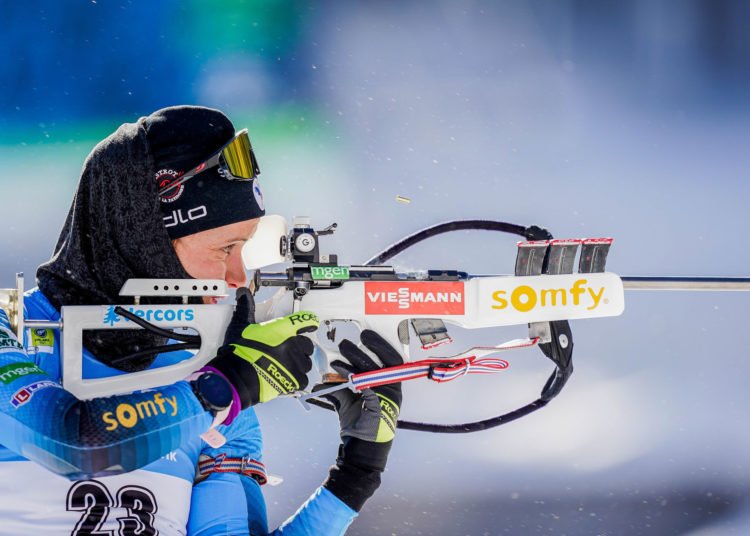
[271,487,356,536]
[189,477,355,536]
[0,307,213,479]
[188,472,269,535]
[188,409,269,535]
[187,409,356,536]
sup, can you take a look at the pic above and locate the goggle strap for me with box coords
[156,129,258,196]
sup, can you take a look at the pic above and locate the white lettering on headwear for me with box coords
[163,205,208,228]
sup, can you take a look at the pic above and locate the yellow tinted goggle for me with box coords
[158,129,260,197]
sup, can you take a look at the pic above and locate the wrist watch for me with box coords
[191,371,233,416]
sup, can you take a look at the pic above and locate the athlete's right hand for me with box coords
[208,288,319,408]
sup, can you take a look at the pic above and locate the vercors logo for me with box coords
[103,306,195,327]
[364,282,464,315]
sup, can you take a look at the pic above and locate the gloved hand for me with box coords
[321,329,404,512]
[208,287,319,408]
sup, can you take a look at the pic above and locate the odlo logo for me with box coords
[491,278,606,312]
[163,206,208,228]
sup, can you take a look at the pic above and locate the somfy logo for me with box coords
[491,278,607,312]
[102,392,179,431]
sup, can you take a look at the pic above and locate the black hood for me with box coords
[37,117,192,371]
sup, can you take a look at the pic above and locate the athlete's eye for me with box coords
[221,245,234,255]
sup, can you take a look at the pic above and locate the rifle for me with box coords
[2,217,747,431]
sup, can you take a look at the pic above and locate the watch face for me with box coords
[198,372,233,411]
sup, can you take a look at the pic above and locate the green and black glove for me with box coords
[321,329,404,512]
[209,288,319,408]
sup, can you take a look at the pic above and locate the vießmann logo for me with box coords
[364,282,465,315]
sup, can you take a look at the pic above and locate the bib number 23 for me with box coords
[67,480,157,535]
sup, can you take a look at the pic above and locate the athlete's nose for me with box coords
[225,248,248,289]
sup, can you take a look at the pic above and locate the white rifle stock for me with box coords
[1,216,747,403]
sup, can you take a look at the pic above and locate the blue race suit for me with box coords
[0,288,356,535]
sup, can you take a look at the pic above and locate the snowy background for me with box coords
[2,1,749,534]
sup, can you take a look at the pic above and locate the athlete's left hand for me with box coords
[321,329,404,512]
[327,330,403,447]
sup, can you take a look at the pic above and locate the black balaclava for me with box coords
[37,105,264,372]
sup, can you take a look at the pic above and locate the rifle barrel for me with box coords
[622,276,750,291]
